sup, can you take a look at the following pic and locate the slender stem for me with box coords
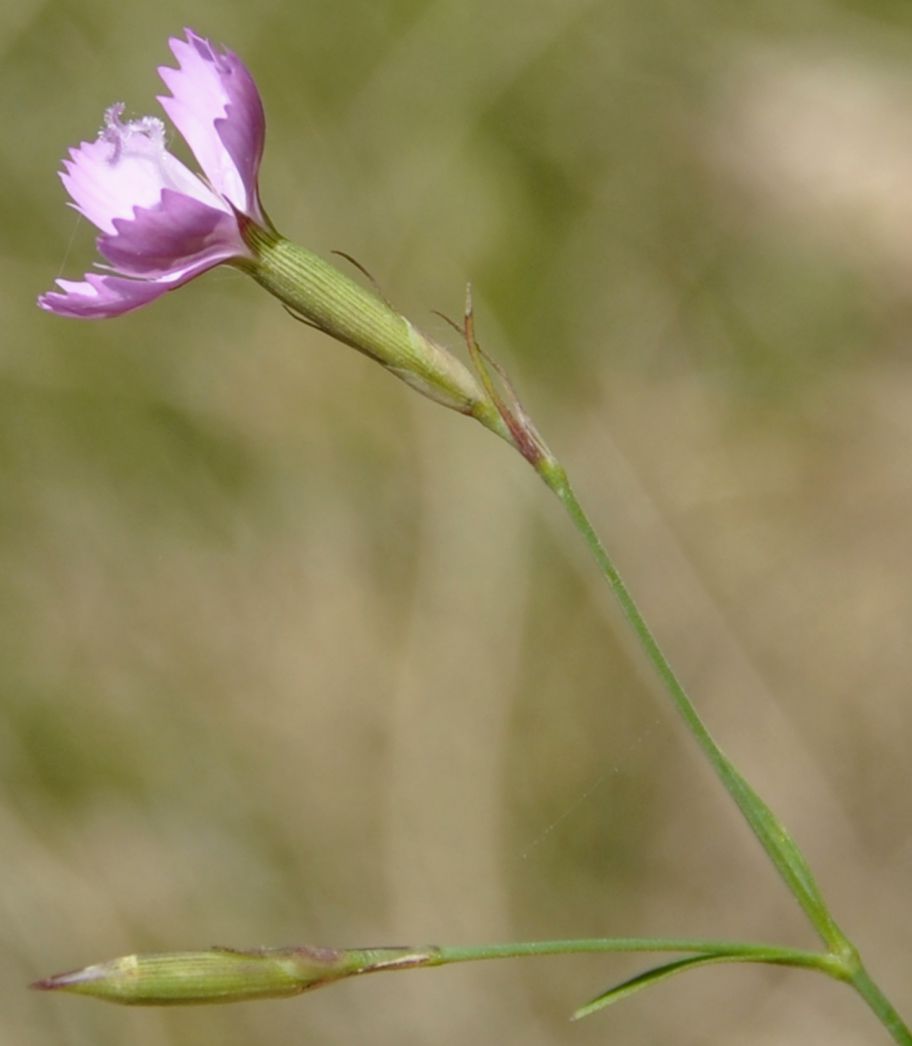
[529,458,911,1042]
[537,461,840,943]
[422,937,835,973]
[850,964,912,1046]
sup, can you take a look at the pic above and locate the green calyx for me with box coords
[238,222,511,442]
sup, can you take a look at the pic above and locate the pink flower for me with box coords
[38,29,268,319]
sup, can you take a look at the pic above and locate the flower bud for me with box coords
[32,945,395,1006]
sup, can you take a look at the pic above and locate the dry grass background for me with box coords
[3,1,912,1043]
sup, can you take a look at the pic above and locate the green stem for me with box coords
[423,937,834,972]
[537,460,839,943]
[849,964,912,1046]
[529,458,910,1043]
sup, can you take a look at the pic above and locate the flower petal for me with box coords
[37,273,176,319]
[61,108,224,235]
[157,29,266,221]
[97,189,249,278]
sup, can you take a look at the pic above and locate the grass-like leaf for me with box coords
[572,954,744,1021]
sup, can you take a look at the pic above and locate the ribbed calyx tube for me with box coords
[240,222,512,442]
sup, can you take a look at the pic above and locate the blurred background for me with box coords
[4,0,912,1042]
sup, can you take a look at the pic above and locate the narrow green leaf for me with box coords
[572,954,741,1021]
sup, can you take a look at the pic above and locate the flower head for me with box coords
[38,29,268,318]
[37,30,515,441]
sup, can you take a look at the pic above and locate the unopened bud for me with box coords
[32,944,438,1006]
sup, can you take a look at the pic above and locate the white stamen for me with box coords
[99,103,166,166]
